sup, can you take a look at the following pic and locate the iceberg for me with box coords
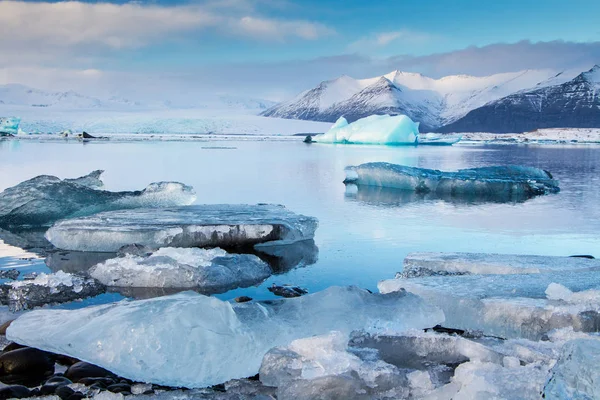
[0,171,196,228]
[6,286,443,388]
[45,204,318,253]
[0,117,20,135]
[89,247,272,292]
[344,162,559,198]
[418,132,462,146]
[315,115,419,145]
[399,252,600,278]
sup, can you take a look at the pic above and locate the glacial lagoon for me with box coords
[1,138,600,306]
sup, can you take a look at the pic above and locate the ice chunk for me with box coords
[418,132,462,146]
[260,331,409,400]
[315,115,419,145]
[46,204,318,252]
[400,252,600,278]
[344,163,559,198]
[7,286,443,388]
[0,271,105,311]
[0,117,20,135]
[543,339,600,399]
[380,270,600,339]
[0,172,196,228]
[545,283,600,304]
[89,247,271,291]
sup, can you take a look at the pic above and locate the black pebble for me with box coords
[0,385,31,399]
[107,383,131,394]
[65,362,115,383]
[55,386,75,400]
[0,347,55,386]
[234,296,253,303]
[67,393,85,400]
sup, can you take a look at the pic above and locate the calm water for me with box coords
[1,138,600,304]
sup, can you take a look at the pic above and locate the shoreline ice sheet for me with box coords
[400,252,600,278]
[46,204,318,252]
[344,162,559,198]
[7,286,443,388]
[89,247,272,291]
[380,271,600,339]
[0,171,196,228]
[315,115,419,145]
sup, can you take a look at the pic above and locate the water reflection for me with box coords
[344,184,543,207]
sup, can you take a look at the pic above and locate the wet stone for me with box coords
[107,383,131,394]
[0,385,31,399]
[65,362,115,383]
[55,385,75,399]
[235,296,253,303]
[268,284,308,298]
[0,347,55,386]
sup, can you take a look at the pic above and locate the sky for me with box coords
[0,0,599,103]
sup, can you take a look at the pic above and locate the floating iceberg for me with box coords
[0,117,20,135]
[315,115,419,145]
[46,204,318,252]
[7,286,443,388]
[0,171,196,228]
[418,132,462,146]
[0,271,105,311]
[89,247,271,291]
[344,162,559,198]
[399,252,600,278]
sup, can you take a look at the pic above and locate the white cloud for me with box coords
[0,0,333,59]
[349,29,438,51]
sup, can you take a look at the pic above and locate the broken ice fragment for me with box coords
[89,247,271,292]
[46,204,318,252]
[0,171,196,228]
[7,286,443,388]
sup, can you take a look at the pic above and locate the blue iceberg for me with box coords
[0,117,20,135]
[315,115,419,145]
[344,162,559,198]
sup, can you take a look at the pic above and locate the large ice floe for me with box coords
[6,286,442,388]
[0,171,196,228]
[315,115,419,145]
[45,204,318,253]
[0,117,20,135]
[344,162,559,200]
[381,252,600,340]
[89,247,271,291]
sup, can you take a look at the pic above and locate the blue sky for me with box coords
[0,0,599,100]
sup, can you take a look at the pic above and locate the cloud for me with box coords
[349,29,439,51]
[0,0,333,59]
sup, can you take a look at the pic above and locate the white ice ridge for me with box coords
[7,286,443,388]
[400,252,600,278]
[344,163,560,198]
[46,204,318,252]
[380,269,600,340]
[315,115,419,145]
[89,247,271,291]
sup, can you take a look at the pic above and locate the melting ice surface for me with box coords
[89,247,272,291]
[344,162,559,199]
[315,115,419,145]
[0,117,20,135]
[46,204,318,252]
[0,171,196,228]
[7,286,443,388]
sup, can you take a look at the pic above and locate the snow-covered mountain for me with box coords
[439,65,600,133]
[0,84,127,109]
[261,68,584,131]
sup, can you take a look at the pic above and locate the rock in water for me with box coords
[0,271,105,311]
[6,286,442,388]
[344,163,559,199]
[268,284,307,298]
[0,347,55,386]
[46,204,318,252]
[0,172,196,228]
[89,247,272,292]
[315,115,419,145]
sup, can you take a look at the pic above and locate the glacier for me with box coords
[344,162,559,198]
[6,286,443,388]
[0,171,196,228]
[315,115,419,145]
[45,204,318,252]
[0,117,20,135]
[89,247,272,291]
